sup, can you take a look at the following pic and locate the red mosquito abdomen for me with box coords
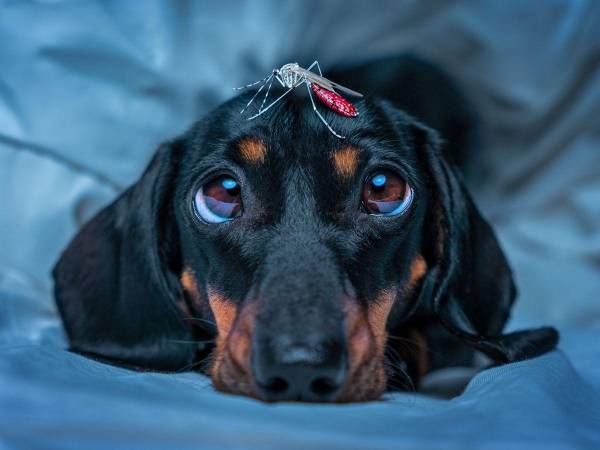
[311,83,358,117]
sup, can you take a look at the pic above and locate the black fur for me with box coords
[53,58,558,394]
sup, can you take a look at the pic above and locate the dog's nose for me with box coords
[253,335,347,402]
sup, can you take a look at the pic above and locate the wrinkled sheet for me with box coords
[1,1,599,448]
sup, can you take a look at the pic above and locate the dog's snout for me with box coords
[253,335,347,402]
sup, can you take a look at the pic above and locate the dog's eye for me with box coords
[194,176,242,223]
[362,170,413,216]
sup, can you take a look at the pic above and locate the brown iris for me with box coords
[195,176,242,223]
[362,170,413,215]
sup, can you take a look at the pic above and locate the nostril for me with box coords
[262,377,289,394]
[252,336,348,401]
[310,376,340,397]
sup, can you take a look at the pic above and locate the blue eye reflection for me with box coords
[372,174,387,188]
[222,178,238,190]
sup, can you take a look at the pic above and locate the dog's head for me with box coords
[53,93,557,402]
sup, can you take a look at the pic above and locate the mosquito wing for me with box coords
[296,68,364,98]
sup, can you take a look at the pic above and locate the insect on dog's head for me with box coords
[53,92,558,403]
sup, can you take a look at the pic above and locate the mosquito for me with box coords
[234,61,363,139]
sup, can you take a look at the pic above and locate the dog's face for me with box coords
[53,92,558,403]
[176,95,430,401]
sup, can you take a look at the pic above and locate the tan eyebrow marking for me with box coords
[332,146,359,178]
[238,137,266,164]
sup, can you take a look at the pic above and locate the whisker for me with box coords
[387,334,452,365]
[384,360,416,392]
[166,339,215,345]
[183,317,217,327]
[384,346,417,392]
[384,376,413,393]
[177,358,210,373]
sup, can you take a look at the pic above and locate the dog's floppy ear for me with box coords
[412,122,559,363]
[53,142,196,370]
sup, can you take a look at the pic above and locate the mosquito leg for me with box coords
[275,73,286,87]
[306,60,323,76]
[246,86,294,120]
[314,61,323,76]
[233,72,273,91]
[240,74,272,114]
[257,74,275,113]
[305,81,344,138]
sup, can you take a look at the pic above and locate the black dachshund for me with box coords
[53,57,558,402]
